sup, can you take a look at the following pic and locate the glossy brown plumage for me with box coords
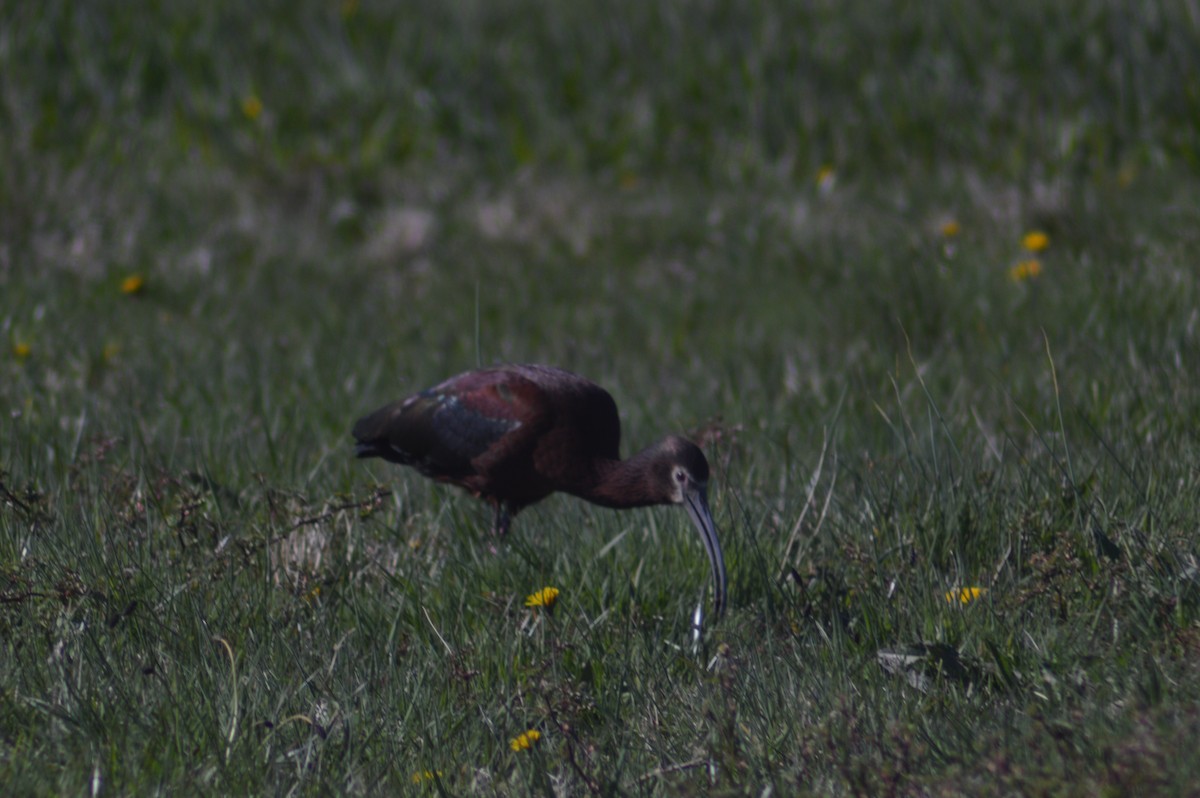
[352,364,727,617]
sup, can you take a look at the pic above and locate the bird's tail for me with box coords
[353,442,384,459]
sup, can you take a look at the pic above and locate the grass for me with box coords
[3,0,1200,793]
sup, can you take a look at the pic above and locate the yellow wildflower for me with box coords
[524,587,559,610]
[1021,230,1050,252]
[102,342,120,362]
[816,164,836,194]
[510,729,541,752]
[1009,259,1042,282]
[13,342,31,360]
[1117,164,1137,189]
[121,274,145,295]
[241,94,263,122]
[411,769,442,784]
[946,587,986,605]
[939,219,961,238]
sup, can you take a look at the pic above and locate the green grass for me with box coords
[3,0,1200,794]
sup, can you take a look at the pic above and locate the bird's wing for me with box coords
[352,369,549,479]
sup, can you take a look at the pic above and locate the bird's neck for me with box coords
[576,448,667,509]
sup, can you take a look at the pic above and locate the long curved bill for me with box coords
[683,487,727,618]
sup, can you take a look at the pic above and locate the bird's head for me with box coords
[652,435,709,503]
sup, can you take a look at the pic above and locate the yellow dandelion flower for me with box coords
[816,164,836,193]
[524,587,559,609]
[946,586,986,605]
[1009,259,1042,282]
[1021,230,1050,252]
[510,729,541,752]
[1116,164,1137,189]
[939,219,961,238]
[411,769,442,784]
[121,274,145,295]
[13,342,31,360]
[241,94,263,122]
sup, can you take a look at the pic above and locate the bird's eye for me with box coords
[674,470,687,483]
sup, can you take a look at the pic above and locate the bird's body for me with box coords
[353,364,727,616]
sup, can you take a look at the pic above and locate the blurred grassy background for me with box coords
[3,0,1200,794]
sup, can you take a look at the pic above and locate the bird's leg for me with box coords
[492,504,513,537]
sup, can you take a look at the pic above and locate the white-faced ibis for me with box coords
[352,364,727,617]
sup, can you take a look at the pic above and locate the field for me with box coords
[3,1,1200,794]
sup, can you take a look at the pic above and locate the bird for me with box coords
[352,364,727,617]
